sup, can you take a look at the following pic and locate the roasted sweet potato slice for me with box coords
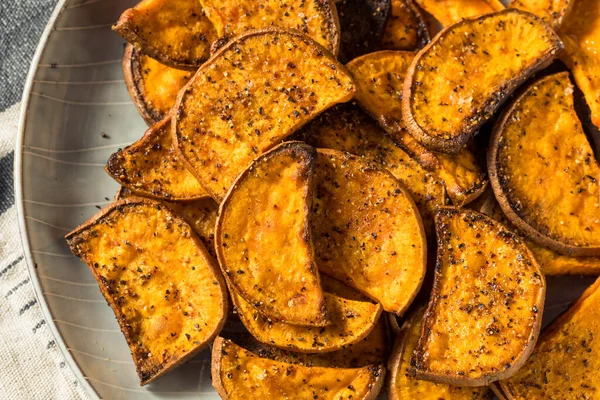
[302,104,446,236]
[212,337,385,399]
[414,207,545,386]
[113,0,217,70]
[510,0,573,27]
[232,289,382,353]
[173,29,355,200]
[488,72,600,256]
[312,148,427,315]
[559,0,600,128]
[123,45,192,126]
[345,51,488,205]
[65,198,228,385]
[402,9,563,153]
[106,117,208,201]
[216,142,328,326]
[414,0,504,26]
[381,0,430,51]
[389,307,493,400]
[497,277,600,399]
[199,0,340,55]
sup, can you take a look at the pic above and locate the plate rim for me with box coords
[14,0,100,398]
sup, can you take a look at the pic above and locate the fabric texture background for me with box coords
[0,0,87,398]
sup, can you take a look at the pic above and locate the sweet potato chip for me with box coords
[559,0,600,128]
[345,51,488,205]
[106,117,208,201]
[123,45,192,126]
[232,290,382,353]
[216,142,328,326]
[113,0,217,70]
[402,9,563,153]
[497,277,600,399]
[488,72,600,256]
[302,104,446,236]
[381,0,430,51]
[312,148,427,315]
[414,207,545,386]
[414,0,504,26]
[173,29,355,200]
[199,0,340,55]
[212,337,386,399]
[389,307,494,400]
[510,0,573,27]
[65,198,228,384]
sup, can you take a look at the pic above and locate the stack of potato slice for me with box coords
[65,0,600,398]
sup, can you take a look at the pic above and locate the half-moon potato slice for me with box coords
[402,9,563,153]
[199,0,340,55]
[123,45,193,126]
[113,0,217,70]
[381,0,430,51]
[415,207,545,386]
[65,198,228,385]
[488,72,600,256]
[312,149,427,315]
[216,142,328,326]
[497,277,600,399]
[345,51,487,205]
[212,337,386,400]
[389,307,494,400]
[414,0,504,26]
[510,0,573,27]
[173,29,355,200]
[106,117,208,202]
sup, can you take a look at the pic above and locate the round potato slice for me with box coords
[488,72,600,256]
[173,28,355,200]
[414,0,504,27]
[312,149,427,315]
[381,0,430,51]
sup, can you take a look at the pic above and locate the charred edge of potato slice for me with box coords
[122,44,193,126]
[402,9,563,154]
[414,0,504,27]
[211,337,386,400]
[172,28,356,201]
[510,0,573,28]
[488,72,600,256]
[113,0,216,70]
[414,207,545,386]
[381,0,430,51]
[216,141,329,326]
[65,198,228,385]
[106,116,208,202]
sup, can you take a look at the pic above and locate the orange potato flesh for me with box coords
[106,117,208,201]
[381,0,429,51]
[173,29,355,200]
[415,208,545,386]
[415,0,504,26]
[312,149,427,315]
[216,142,328,326]
[510,0,573,27]
[113,0,217,69]
[65,199,228,385]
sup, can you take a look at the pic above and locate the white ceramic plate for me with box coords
[15,0,597,399]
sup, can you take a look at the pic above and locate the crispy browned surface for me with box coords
[415,208,545,386]
[414,0,504,26]
[173,29,355,200]
[113,0,217,70]
[480,194,600,275]
[302,104,446,236]
[510,0,573,27]
[389,307,493,400]
[123,45,192,126]
[402,9,562,153]
[232,289,382,353]
[65,198,228,385]
[211,337,385,399]
[381,0,429,51]
[559,0,600,128]
[312,149,426,315]
[216,142,328,326]
[199,0,340,55]
[345,51,488,205]
[488,72,600,256]
[498,277,600,399]
[106,117,208,201]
